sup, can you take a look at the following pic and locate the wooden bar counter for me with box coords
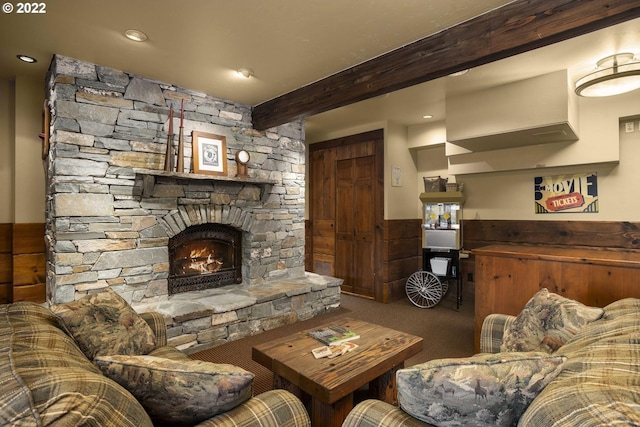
[473,244,640,352]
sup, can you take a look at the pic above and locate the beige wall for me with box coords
[0,79,15,223]
[4,72,640,225]
[385,121,419,220]
[0,76,46,224]
[414,89,639,221]
[459,118,639,221]
[306,87,639,222]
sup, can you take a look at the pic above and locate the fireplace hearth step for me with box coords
[133,272,343,354]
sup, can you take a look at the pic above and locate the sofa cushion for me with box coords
[1,302,153,427]
[501,288,603,353]
[0,305,40,425]
[343,399,427,427]
[148,345,192,361]
[204,389,311,427]
[94,354,254,427]
[20,367,154,427]
[397,352,566,427]
[520,298,640,426]
[51,288,157,359]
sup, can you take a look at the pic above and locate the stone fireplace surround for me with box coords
[44,55,342,352]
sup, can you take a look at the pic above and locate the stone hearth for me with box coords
[137,272,341,353]
[44,55,342,351]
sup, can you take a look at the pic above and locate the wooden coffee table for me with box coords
[252,317,423,427]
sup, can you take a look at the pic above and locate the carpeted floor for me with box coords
[190,288,475,396]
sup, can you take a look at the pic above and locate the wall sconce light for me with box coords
[575,53,640,97]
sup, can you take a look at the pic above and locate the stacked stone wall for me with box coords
[45,55,307,306]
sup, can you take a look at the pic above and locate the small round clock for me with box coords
[235,149,250,177]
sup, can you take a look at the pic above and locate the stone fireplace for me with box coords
[168,223,242,295]
[44,55,342,352]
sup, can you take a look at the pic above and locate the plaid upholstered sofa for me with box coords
[0,299,311,427]
[342,296,640,427]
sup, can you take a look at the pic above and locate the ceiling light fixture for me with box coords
[17,54,37,63]
[236,68,254,79]
[449,69,469,77]
[575,53,640,97]
[124,29,148,42]
[422,114,433,119]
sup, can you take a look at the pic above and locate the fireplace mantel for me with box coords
[134,168,277,197]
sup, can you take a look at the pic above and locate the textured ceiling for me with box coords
[0,0,511,103]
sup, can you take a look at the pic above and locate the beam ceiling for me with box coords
[252,0,640,130]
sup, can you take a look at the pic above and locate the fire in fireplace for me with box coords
[168,223,242,295]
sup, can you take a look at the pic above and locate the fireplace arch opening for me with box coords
[168,223,242,295]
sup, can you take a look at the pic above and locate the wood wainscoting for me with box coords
[305,218,421,303]
[0,223,46,304]
[0,224,11,304]
[462,219,640,286]
[465,220,640,351]
[382,219,421,303]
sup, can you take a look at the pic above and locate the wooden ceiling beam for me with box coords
[252,0,640,130]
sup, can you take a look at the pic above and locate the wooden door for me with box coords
[309,129,383,300]
[310,149,336,276]
[336,156,375,298]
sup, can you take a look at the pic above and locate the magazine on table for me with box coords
[307,324,360,346]
[311,341,359,359]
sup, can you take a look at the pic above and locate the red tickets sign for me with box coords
[545,192,584,212]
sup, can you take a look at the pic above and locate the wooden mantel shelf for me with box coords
[133,168,277,197]
[134,168,277,185]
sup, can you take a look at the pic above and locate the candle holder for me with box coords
[164,106,174,171]
[176,99,185,172]
[177,126,185,172]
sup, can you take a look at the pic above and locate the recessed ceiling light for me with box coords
[449,69,469,77]
[423,114,433,119]
[124,29,148,42]
[236,68,254,79]
[17,55,37,63]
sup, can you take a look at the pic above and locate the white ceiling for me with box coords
[1,1,638,141]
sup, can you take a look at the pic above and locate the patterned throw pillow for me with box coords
[94,355,254,426]
[51,288,157,360]
[397,352,566,427]
[501,288,604,353]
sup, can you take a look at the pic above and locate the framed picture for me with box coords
[192,131,228,176]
